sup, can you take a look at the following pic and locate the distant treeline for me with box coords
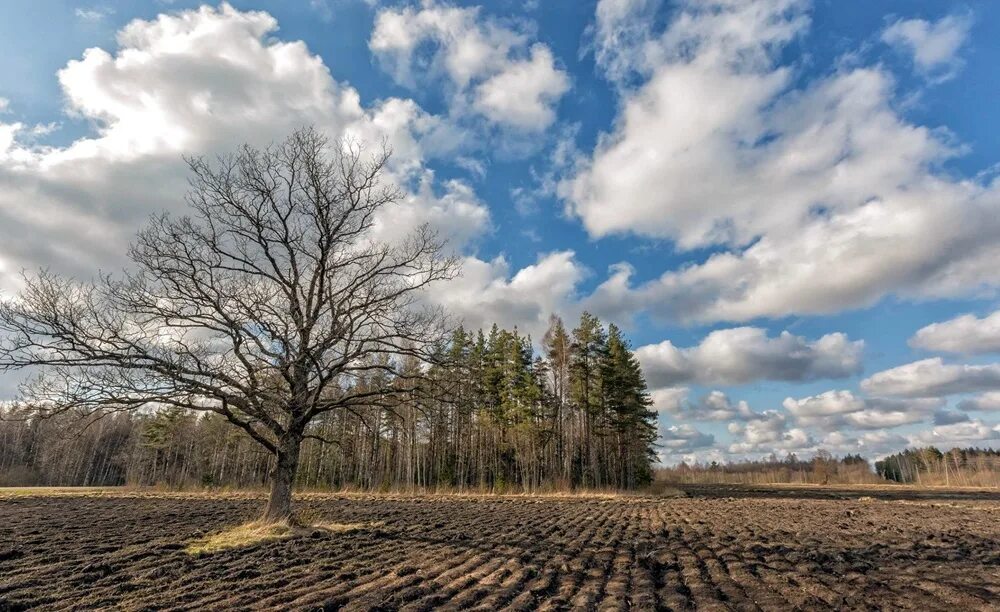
[0,313,657,492]
[658,448,1000,487]
[876,447,1000,487]
[656,452,883,485]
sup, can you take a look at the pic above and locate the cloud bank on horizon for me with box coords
[1,0,999,463]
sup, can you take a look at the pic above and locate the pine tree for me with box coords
[570,312,607,486]
[543,315,572,482]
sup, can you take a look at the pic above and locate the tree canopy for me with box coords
[0,128,457,520]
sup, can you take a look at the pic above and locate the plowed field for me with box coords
[1,488,998,610]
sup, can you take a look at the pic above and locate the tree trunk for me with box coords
[262,434,302,523]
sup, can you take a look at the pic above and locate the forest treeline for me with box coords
[655,452,883,485]
[0,313,657,492]
[657,448,1000,487]
[875,447,1000,487]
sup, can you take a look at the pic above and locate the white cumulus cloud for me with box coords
[660,423,716,453]
[428,250,587,340]
[861,358,1000,399]
[820,430,908,459]
[562,0,1000,324]
[907,419,1000,447]
[727,411,814,455]
[910,309,1000,355]
[784,390,942,431]
[653,388,759,422]
[0,3,489,295]
[958,392,1000,413]
[882,13,972,82]
[370,1,568,131]
[783,390,866,418]
[636,327,863,387]
[473,44,569,130]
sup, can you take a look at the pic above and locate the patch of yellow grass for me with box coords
[317,521,377,532]
[0,487,118,498]
[185,522,293,555]
[184,520,376,555]
[0,486,687,502]
[889,500,1000,512]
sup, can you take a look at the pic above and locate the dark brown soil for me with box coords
[1,489,998,610]
[676,483,1000,502]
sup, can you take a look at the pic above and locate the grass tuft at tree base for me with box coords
[184,520,376,555]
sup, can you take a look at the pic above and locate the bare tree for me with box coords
[0,127,458,522]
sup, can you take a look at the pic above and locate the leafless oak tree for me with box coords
[0,127,458,522]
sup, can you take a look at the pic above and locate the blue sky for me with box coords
[2,0,1000,462]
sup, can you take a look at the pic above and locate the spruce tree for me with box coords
[602,324,657,487]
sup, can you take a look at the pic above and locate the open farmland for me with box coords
[1,488,998,611]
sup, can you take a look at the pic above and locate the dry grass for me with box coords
[0,486,267,501]
[880,499,1000,512]
[749,482,1000,492]
[1,482,992,506]
[184,522,295,555]
[184,520,376,555]
[0,487,123,498]
[0,486,680,502]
